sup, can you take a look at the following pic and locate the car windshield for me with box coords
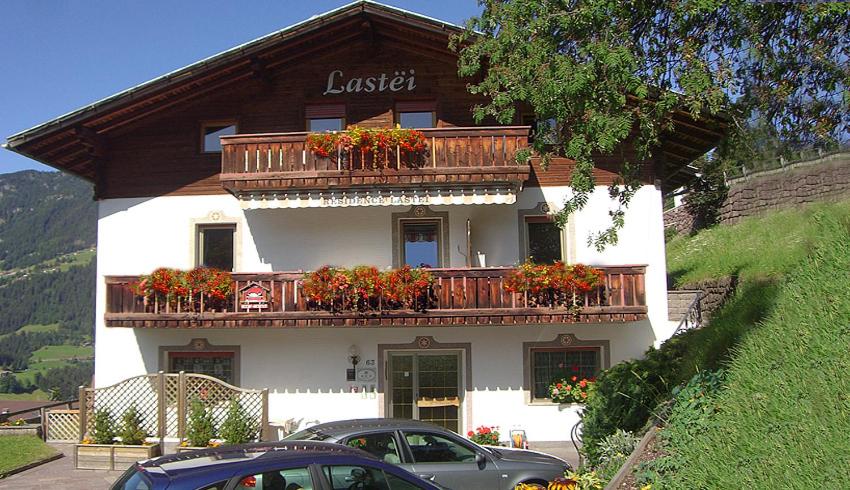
[111,466,151,490]
[284,428,331,441]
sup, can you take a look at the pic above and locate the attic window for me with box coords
[201,121,237,152]
[306,104,346,132]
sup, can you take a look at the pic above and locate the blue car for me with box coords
[110,441,446,490]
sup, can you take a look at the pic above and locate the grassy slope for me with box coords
[662,203,850,487]
[0,435,59,475]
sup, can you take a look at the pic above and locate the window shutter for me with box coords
[395,100,437,113]
[305,104,346,119]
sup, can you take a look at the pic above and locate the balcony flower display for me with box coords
[131,267,233,311]
[302,265,433,313]
[306,126,427,168]
[504,261,605,308]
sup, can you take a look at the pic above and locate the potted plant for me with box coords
[467,425,502,447]
[178,397,219,452]
[219,398,259,444]
[76,407,160,470]
[549,376,595,408]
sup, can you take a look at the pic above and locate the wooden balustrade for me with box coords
[105,266,646,328]
[219,126,531,192]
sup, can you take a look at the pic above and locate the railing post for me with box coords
[177,371,187,442]
[157,371,166,448]
[40,407,47,441]
[77,385,87,442]
[261,388,269,441]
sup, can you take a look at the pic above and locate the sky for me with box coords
[0,0,482,174]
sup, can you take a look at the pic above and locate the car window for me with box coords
[322,465,391,490]
[235,466,313,490]
[403,432,476,463]
[345,432,402,464]
[198,482,227,490]
[384,473,428,489]
[113,468,151,490]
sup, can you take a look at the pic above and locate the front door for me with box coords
[388,351,462,433]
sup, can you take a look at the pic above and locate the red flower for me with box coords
[467,431,474,437]
[571,376,578,382]
[579,380,587,388]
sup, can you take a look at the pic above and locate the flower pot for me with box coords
[557,402,585,412]
[75,443,161,470]
[0,423,41,437]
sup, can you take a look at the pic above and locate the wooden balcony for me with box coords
[219,126,531,194]
[104,266,647,329]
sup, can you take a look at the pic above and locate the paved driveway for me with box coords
[0,444,122,490]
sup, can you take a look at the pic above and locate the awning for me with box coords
[238,187,517,209]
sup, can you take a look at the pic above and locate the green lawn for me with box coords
[0,390,50,401]
[654,203,850,487]
[666,199,850,287]
[29,345,93,362]
[0,435,59,475]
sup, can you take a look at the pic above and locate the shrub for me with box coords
[119,406,147,445]
[91,409,115,445]
[219,399,257,444]
[594,429,640,482]
[185,397,216,447]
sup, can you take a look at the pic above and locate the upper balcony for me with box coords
[103,265,647,329]
[219,127,531,198]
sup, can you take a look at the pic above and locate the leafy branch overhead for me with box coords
[451,1,849,249]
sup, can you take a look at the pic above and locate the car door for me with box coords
[400,430,501,490]
[340,431,408,468]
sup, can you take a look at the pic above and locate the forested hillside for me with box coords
[0,170,96,399]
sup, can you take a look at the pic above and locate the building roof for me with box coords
[3,0,723,191]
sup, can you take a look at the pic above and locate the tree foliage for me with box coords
[452,1,849,248]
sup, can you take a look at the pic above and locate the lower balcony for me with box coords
[104,266,647,328]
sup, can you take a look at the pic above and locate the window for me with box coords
[525,216,562,263]
[345,432,402,464]
[307,104,346,132]
[168,352,235,384]
[531,348,600,400]
[521,114,558,144]
[403,431,476,463]
[236,467,313,490]
[197,225,235,271]
[402,221,440,267]
[201,122,236,152]
[322,465,390,490]
[396,101,436,128]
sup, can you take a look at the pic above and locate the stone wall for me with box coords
[664,151,850,231]
[720,151,850,223]
[681,276,738,323]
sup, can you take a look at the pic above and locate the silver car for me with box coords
[285,419,570,490]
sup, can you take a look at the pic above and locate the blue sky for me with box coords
[0,0,482,174]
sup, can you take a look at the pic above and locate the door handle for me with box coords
[418,474,436,482]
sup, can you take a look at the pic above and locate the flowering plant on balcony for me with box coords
[306,126,427,167]
[467,425,502,446]
[302,265,433,313]
[548,376,596,404]
[504,261,605,308]
[131,267,233,311]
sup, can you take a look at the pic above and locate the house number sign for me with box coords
[323,69,416,95]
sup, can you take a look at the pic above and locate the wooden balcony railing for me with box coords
[104,266,647,328]
[219,126,531,193]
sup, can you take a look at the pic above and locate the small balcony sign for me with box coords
[239,282,270,311]
[323,69,415,95]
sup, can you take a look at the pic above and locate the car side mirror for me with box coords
[475,452,487,470]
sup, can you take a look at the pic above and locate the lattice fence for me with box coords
[80,372,268,444]
[46,409,80,442]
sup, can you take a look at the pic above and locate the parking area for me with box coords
[0,444,122,489]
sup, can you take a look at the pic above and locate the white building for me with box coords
[5,1,721,443]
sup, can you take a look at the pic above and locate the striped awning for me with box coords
[238,187,517,209]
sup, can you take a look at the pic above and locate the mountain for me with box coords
[0,170,96,270]
[0,169,96,399]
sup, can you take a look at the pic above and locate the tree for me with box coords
[452,1,849,249]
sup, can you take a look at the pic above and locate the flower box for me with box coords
[0,423,41,437]
[74,443,161,470]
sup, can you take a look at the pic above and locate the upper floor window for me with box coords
[307,104,346,132]
[525,216,562,264]
[402,220,441,268]
[395,101,436,128]
[201,121,237,153]
[521,114,559,144]
[197,224,235,271]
